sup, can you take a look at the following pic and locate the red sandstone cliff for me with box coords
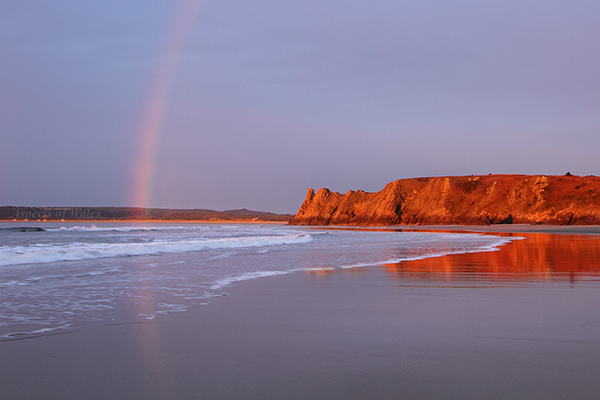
[290,174,600,225]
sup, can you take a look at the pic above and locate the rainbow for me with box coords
[130,0,203,209]
[127,2,202,395]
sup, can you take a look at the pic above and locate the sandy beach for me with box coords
[398,224,600,235]
[2,226,600,399]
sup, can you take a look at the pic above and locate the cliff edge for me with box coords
[290,174,600,225]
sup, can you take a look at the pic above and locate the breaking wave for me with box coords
[0,233,313,266]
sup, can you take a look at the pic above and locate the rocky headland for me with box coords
[290,174,600,226]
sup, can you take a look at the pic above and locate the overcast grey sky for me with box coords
[2,0,599,213]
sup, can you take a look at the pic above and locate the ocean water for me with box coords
[0,222,516,340]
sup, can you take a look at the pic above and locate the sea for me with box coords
[0,222,517,340]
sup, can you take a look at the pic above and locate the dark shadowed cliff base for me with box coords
[290,174,600,226]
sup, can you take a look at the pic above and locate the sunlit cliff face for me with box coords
[384,233,600,285]
[292,175,600,226]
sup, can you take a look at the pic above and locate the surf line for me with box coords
[130,0,203,210]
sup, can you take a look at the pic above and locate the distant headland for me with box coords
[290,174,600,226]
[0,206,293,223]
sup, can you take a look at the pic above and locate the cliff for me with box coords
[290,174,600,226]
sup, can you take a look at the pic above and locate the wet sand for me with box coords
[398,223,600,235]
[2,229,600,399]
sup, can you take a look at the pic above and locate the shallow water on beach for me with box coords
[1,223,600,341]
[0,222,518,339]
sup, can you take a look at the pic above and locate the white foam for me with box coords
[139,303,189,320]
[210,266,340,290]
[1,267,122,287]
[48,225,156,232]
[0,233,313,266]
[211,252,235,260]
[341,236,520,269]
[1,324,71,340]
[305,267,336,272]
[210,270,294,290]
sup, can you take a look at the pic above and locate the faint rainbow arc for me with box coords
[128,2,203,397]
[130,0,203,209]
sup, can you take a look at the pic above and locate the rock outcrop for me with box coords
[290,174,600,225]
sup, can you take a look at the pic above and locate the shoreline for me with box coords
[399,224,600,236]
[398,223,600,235]
[299,223,600,235]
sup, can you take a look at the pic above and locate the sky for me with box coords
[1,0,599,213]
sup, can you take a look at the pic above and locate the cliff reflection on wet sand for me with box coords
[384,233,600,286]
